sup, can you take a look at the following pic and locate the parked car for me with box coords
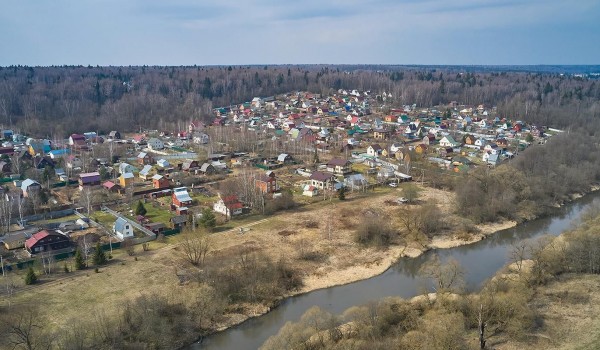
[389,182,398,188]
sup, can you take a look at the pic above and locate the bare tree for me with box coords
[179,230,211,266]
[419,255,465,293]
[3,307,53,350]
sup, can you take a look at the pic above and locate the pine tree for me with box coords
[135,200,147,216]
[74,248,86,270]
[93,243,107,266]
[199,208,216,230]
[24,267,37,285]
[338,186,346,201]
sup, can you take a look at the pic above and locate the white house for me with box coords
[147,138,164,150]
[113,217,134,240]
[439,136,461,148]
[193,133,209,144]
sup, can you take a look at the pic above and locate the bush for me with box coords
[25,267,37,285]
[355,216,395,247]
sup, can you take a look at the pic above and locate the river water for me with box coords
[193,192,600,350]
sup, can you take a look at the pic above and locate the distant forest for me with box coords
[0,65,599,137]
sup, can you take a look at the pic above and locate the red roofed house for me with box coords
[25,230,72,254]
[213,194,243,218]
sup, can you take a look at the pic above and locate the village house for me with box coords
[464,134,476,145]
[373,128,391,140]
[119,172,134,188]
[139,165,153,180]
[152,174,170,189]
[172,187,193,207]
[20,179,41,198]
[147,138,164,151]
[192,133,209,144]
[79,172,101,189]
[69,134,87,148]
[213,194,243,217]
[309,171,335,190]
[367,144,383,157]
[108,131,121,140]
[255,171,278,194]
[102,181,121,193]
[137,152,153,165]
[302,184,319,197]
[182,159,199,172]
[199,163,216,175]
[0,161,11,174]
[326,158,352,175]
[113,217,134,240]
[277,153,294,164]
[439,135,461,148]
[170,215,188,230]
[25,230,71,254]
[118,162,136,174]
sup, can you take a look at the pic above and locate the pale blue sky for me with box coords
[1,0,599,66]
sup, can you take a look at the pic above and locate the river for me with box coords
[192,192,600,350]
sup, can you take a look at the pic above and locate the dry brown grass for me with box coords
[0,185,517,339]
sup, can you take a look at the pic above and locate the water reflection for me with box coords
[194,192,600,350]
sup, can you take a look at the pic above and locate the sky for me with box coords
[1,0,599,66]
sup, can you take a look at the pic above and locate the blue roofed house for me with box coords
[113,217,134,240]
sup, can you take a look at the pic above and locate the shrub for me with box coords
[25,267,37,285]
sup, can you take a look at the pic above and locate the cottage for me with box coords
[69,134,86,147]
[367,144,383,157]
[326,158,352,175]
[20,179,41,198]
[119,172,134,188]
[152,174,170,189]
[118,162,136,174]
[108,131,121,140]
[277,153,293,164]
[464,135,476,145]
[171,215,188,229]
[373,129,391,140]
[1,228,38,250]
[79,172,101,188]
[144,222,166,234]
[147,138,164,150]
[199,163,216,175]
[102,181,121,193]
[302,184,319,197]
[172,187,193,207]
[309,171,335,189]
[439,136,461,148]
[25,230,71,254]
[213,194,243,217]
[182,159,199,171]
[139,165,153,180]
[256,171,278,194]
[0,161,11,174]
[137,152,153,165]
[192,133,209,144]
[113,217,134,240]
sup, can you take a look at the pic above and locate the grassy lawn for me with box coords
[91,211,117,228]
[140,202,174,224]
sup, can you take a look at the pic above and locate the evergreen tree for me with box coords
[338,186,346,201]
[135,200,147,216]
[74,248,86,270]
[93,243,107,266]
[199,208,217,230]
[24,267,37,285]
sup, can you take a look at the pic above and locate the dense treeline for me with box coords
[455,132,600,223]
[1,65,599,137]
